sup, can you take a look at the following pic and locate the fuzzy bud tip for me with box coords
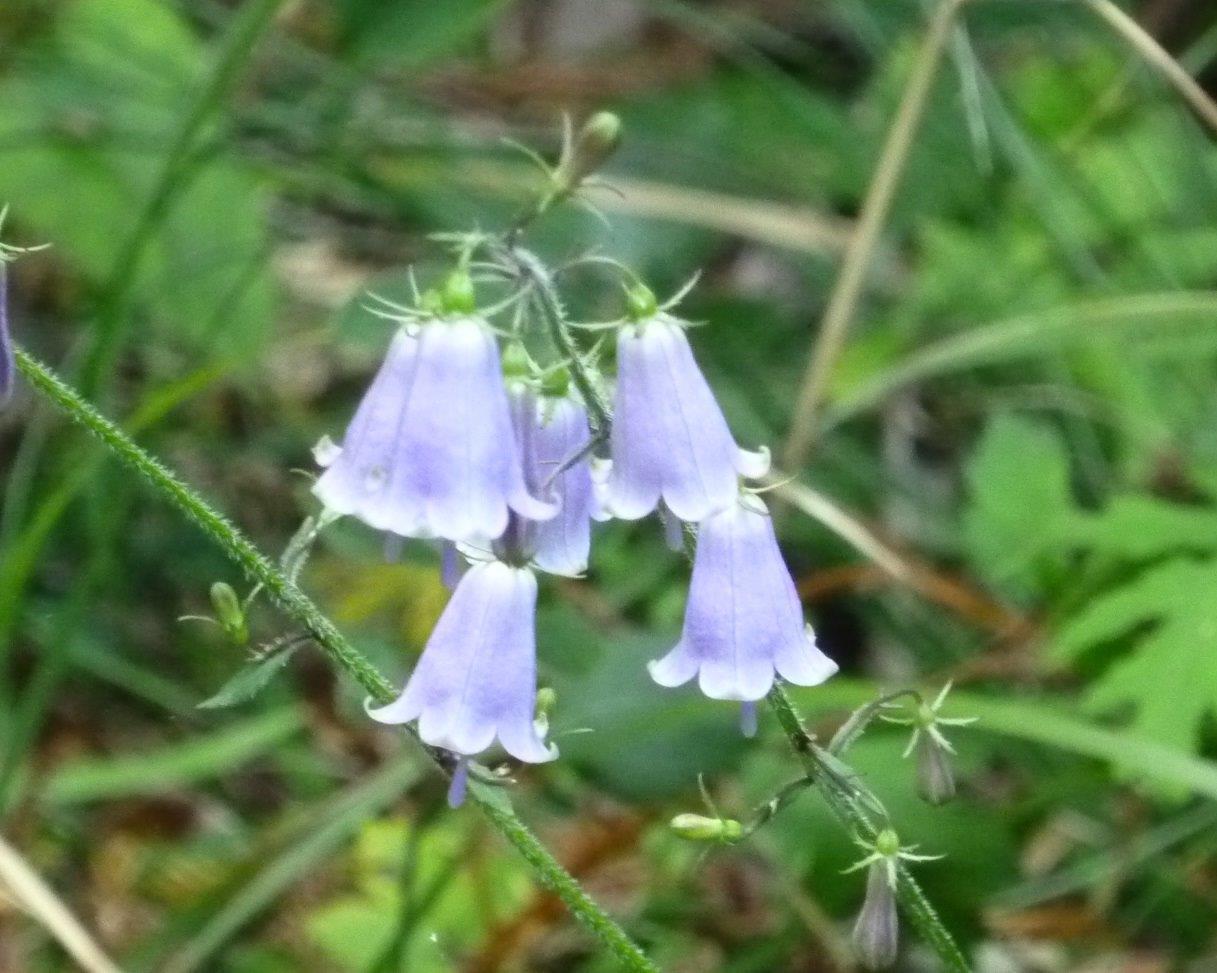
[439,269,476,316]
[209,582,248,645]
[624,282,658,322]
[670,813,742,843]
[560,111,622,190]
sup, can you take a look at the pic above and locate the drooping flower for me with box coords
[367,559,555,765]
[601,310,769,522]
[476,371,597,575]
[0,262,13,406]
[845,829,942,970]
[521,383,597,576]
[853,856,899,970]
[313,319,557,543]
[881,682,975,806]
[649,493,837,703]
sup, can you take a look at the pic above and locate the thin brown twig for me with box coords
[1080,0,1217,136]
[780,0,970,477]
[0,835,122,973]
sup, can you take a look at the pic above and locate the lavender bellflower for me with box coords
[313,319,557,543]
[601,314,769,522]
[367,559,555,765]
[521,385,597,576]
[649,493,837,703]
[0,262,13,406]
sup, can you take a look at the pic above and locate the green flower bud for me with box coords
[501,342,532,380]
[874,828,901,858]
[669,813,742,843]
[557,111,622,191]
[624,283,658,322]
[209,582,248,645]
[438,269,476,316]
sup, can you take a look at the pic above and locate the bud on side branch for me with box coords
[554,111,622,195]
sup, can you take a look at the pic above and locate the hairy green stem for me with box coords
[508,247,613,437]
[12,346,657,973]
[767,685,970,972]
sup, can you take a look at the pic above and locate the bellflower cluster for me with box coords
[599,284,838,731]
[316,258,837,803]
[315,273,563,805]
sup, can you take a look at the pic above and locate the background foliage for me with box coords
[3,0,1217,969]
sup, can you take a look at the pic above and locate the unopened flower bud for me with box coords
[439,269,476,316]
[501,342,531,380]
[916,733,956,805]
[209,582,248,645]
[853,859,899,970]
[557,111,621,191]
[624,282,658,322]
[669,813,742,843]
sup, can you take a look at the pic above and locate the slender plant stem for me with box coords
[780,0,969,476]
[12,346,658,973]
[766,685,971,972]
[1080,0,1217,135]
[509,247,613,437]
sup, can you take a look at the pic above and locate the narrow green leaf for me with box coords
[42,707,304,806]
[197,644,302,710]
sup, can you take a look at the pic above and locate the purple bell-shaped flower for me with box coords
[512,377,597,577]
[601,311,769,523]
[0,262,14,406]
[313,319,557,543]
[367,559,556,764]
[649,493,837,701]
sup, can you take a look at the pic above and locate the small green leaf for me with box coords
[963,413,1075,594]
[1053,557,1217,753]
[1068,495,1217,561]
[198,644,302,710]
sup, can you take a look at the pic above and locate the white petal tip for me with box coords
[312,434,342,467]
[736,445,771,480]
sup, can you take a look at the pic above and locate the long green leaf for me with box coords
[43,707,304,806]
[826,291,1217,426]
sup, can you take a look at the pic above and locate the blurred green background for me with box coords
[3,0,1217,969]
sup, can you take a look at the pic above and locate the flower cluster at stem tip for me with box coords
[309,126,838,807]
